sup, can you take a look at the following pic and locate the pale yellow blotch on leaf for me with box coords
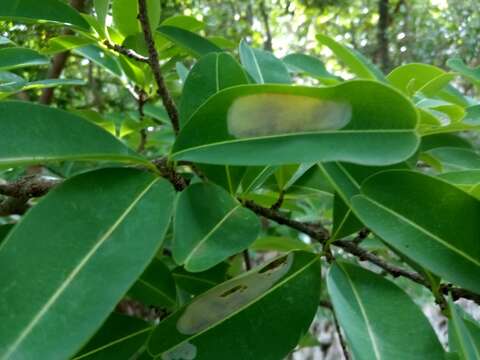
[227,93,352,138]
[176,254,293,335]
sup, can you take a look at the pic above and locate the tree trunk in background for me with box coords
[39,0,86,105]
[259,0,273,51]
[376,0,390,72]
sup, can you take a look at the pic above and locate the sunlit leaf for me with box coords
[317,34,384,81]
[157,26,221,58]
[0,48,48,71]
[112,0,160,38]
[0,0,90,30]
[0,101,148,167]
[239,40,291,84]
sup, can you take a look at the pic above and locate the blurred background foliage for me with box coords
[2,0,479,113]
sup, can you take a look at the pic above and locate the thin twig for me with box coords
[270,190,285,211]
[3,174,479,305]
[136,88,148,153]
[242,199,330,241]
[137,0,180,134]
[103,40,149,63]
[152,157,188,191]
[242,199,480,305]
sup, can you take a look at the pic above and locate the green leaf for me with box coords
[421,133,473,151]
[0,224,14,245]
[148,251,321,359]
[93,0,109,34]
[128,258,177,309]
[319,162,363,239]
[173,183,260,272]
[316,34,384,80]
[172,81,419,166]
[157,26,221,58]
[351,170,480,293]
[283,53,339,83]
[180,52,248,127]
[438,170,480,192]
[0,76,86,97]
[331,192,364,239]
[251,236,312,252]
[0,48,48,71]
[0,101,148,168]
[426,147,480,172]
[42,35,94,55]
[178,52,248,192]
[0,71,26,92]
[173,262,229,296]
[73,313,152,359]
[447,58,480,88]
[418,72,457,97]
[161,15,205,32]
[239,40,291,84]
[21,78,86,90]
[0,168,175,359]
[112,0,161,38]
[287,164,335,196]
[448,297,480,360]
[0,0,90,30]
[176,61,189,82]
[327,261,444,360]
[387,63,445,95]
[74,45,123,77]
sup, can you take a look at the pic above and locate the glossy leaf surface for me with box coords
[179,52,248,127]
[0,0,90,30]
[112,0,160,37]
[327,261,444,360]
[0,48,48,71]
[172,81,419,166]
[0,168,175,359]
[173,183,260,272]
[157,26,221,58]
[149,251,321,360]
[128,258,177,309]
[73,314,152,359]
[239,40,291,84]
[351,170,480,293]
[316,34,384,80]
[0,101,147,167]
[448,297,480,360]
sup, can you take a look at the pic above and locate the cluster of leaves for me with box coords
[1,0,480,359]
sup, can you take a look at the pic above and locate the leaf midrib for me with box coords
[174,129,416,157]
[2,177,159,358]
[358,196,480,267]
[339,263,382,360]
[154,256,319,356]
[182,205,242,265]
